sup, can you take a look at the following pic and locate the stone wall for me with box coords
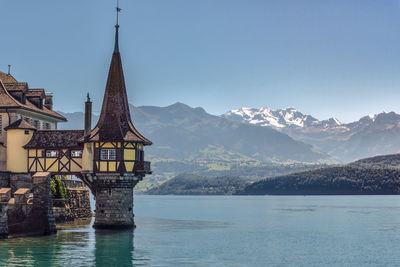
[0,172,56,238]
[93,174,138,229]
[9,173,33,193]
[31,172,56,235]
[7,188,33,235]
[53,206,67,222]
[0,202,7,238]
[53,179,92,222]
[0,172,10,188]
[67,186,91,219]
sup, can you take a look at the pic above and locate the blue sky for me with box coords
[2,0,400,122]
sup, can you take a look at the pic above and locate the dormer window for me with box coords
[100,149,116,160]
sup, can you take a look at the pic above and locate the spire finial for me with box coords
[116,0,121,26]
[114,0,122,53]
[7,65,11,75]
[87,93,91,102]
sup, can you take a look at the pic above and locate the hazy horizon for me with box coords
[3,0,400,123]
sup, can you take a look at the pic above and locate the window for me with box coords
[46,150,58,158]
[100,149,116,160]
[33,120,40,129]
[136,148,144,162]
[24,130,29,135]
[71,150,83,158]
[44,122,51,130]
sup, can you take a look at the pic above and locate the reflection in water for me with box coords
[95,229,134,267]
[0,218,138,267]
[0,219,94,266]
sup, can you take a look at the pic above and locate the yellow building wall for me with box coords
[82,143,93,172]
[94,142,142,173]
[28,149,83,173]
[124,149,135,160]
[71,158,83,172]
[7,129,35,173]
[47,158,58,172]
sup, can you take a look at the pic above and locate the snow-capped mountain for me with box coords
[223,108,400,162]
[222,107,341,129]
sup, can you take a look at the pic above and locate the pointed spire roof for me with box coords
[87,24,151,145]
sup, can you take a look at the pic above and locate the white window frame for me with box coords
[71,150,83,158]
[46,150,59,158]
[100,149,116,161]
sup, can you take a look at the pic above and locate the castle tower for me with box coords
[83,15,152,229]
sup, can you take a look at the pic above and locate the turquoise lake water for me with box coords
[1,195,400,266]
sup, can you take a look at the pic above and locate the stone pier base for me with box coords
[0,202,8,238]
[93,174,138,229]
[31,172,57,235]
[0,172,56,238]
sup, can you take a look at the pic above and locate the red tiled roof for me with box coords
[0,81,24,107]
[0,80,66,121]
[26,89,46,98]
[0,72,17,83]
[3,82,28,92]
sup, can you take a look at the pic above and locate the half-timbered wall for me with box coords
[28,148,83,175]
[93,142,143,173]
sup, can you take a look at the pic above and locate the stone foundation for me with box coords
[0,172,32,193]
[53,180,92,222]
[93,174,138,229]
[0,201,8,238]
[31,172,56,235]
[0,172,10,188]
[0,172,56,238]
[9,173,33,193]
[67,185,92,219]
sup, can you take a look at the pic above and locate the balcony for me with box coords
[134,161,152,175]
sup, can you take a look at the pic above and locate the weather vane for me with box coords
[116,0,122,26]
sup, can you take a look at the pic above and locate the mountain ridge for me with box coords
[58,102,400,164]
[223,107,400,162]
[223,107,341,129]
[57,102,332,164]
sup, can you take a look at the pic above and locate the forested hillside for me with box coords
[238,167,400,195]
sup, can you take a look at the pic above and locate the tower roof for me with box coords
[0,71,17,83]
[87,24,151,145]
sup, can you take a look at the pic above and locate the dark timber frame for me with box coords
[27,148,83,176]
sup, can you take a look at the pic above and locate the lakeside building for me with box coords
[0,14,152,233]
[0,71,66,170]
